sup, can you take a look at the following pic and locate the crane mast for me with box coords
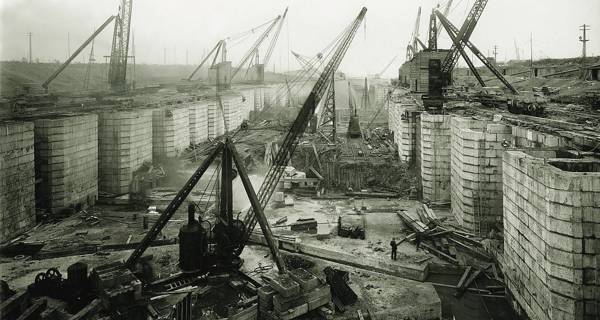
[406,7,422,61]
[234,7,367,256]
[108,0,133,93]
[263,8,288,68]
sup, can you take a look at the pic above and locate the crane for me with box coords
[108,0,133,93]
[440,0,488,77]
[261,7,288,71]
[42,15,116,91]
[186,40,227,81]
[291,50,322,74]
[234,6,367,257]
[231,14,282,80]
[428,0,454,50]
[125,7,368,268]
[435,6,487,88]
[436,11,519,94]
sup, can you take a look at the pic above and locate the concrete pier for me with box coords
[450,117,512,235]
[420,113,451,203]
[34,114,98,213]
[502,150,600,320]
[0,121,35,242]
[152,107,190,159]
[98,109,153,195]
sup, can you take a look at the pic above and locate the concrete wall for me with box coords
[503,150,600,320]
[221,95,243,132]
[421,113,451,203]
[188,101,209,144]
[0,121,35,242]
[152,107,190,159]
[450,117,512,235]
[34,114,98,212]
[512,126,569,148]
[98,109,153,195]
[207,99,225,139]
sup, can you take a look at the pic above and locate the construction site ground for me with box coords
[0,192,516,319]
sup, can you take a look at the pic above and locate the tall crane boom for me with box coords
[108,0,133,93]
[234,7,368,256]
[263,7,288,68]
[436,0,453,38]
[406,7,422,61]
[441,0,488,74]
[187,40,225,81]
[231,15,281,80]
[42,15,116,91]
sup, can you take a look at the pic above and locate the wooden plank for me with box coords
[420,242,458,264]
[447,237,492,261]
[456,266,472,289]
[0,290,29,317]
[455,270,482,298]
[68,299,102,320]
[16,299,46,320]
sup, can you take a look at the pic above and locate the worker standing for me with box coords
[415,232,422,252]
[390,238,398,260]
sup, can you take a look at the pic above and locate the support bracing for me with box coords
[435,11,486,87]
[437,11,519,94]
[318,75,337,142]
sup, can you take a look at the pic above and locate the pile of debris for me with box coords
[396,204,493,265]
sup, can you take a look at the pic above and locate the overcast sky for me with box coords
[1,0,598,78]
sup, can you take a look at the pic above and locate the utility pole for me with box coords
[26,32,32,63]
[492,45,499,63]
[67,32,71,60]
[530,33,534,79]
[186,49,189,65]
[579,24,590,79]
[163,48,166,65]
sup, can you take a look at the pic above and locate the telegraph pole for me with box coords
[530,33,534,79]
[26,32,32,63]
[579,24,590,79]
[67,32,71,59]
[493,45,499,63]
[163,48,167,65]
